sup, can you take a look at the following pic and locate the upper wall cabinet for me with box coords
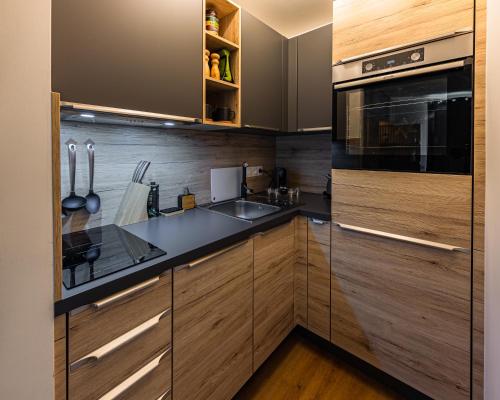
[52,0,202,120]
[241,10,285,132]
[297,24,333,132]
[332,0,474,63]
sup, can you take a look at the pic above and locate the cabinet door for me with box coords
[241,10,284,131]
[332,0,474,63]
[297,24,333,131]
[331,226,470,400]
[173,240,253,400]
[307,219,330,340]
[294,216,308,327]
[52,0,202,118]
[254,222,295,370]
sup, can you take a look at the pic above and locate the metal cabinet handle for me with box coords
[243,124,280,132]
[98,348,171,400]
[310,218,326,225]
[70,309,171,372]
[334,222,470,253]
[91,277,160,310]
[155,389,171,400]
[177,240,249,271]
[297,127,332,132]
[253,220,294,237]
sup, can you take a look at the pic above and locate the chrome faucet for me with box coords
[241,162,254,199]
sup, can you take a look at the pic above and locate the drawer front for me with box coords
[307,241,330,340]
[294,216,308,327]
[174,240,253,310]
[308,218,330,246]
[69,310,171,400]
[107,349,171,400]
[254,221,295,370]
[173,241,253,400]
[331,226,470,400]
[69,270,172,363]
[332,170,472,248]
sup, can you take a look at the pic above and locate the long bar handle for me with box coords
[70,309,171,372]
[155,389,172,400]
[98,348,171,400]
[334,222,470,253]
[310,218,326,225]
[297,127,332,132]
[91,277,160,310]
[243,124,280,132]
[178,240,249,271]
[334,60,466,90]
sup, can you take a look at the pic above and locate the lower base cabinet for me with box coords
[253,221,295,370]
[173,240,254,400]
[331,226,471,400]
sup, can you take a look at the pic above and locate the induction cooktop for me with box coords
[62,224,166,289]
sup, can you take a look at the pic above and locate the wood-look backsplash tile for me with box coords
[276,134,331,194]
[60,122,275,233]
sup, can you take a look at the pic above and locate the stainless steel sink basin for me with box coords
[206,200,281,221]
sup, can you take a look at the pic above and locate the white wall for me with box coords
[485,0,500,398]
[0,1,54,399]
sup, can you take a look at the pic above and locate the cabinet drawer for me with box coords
[174,240,253,310]
[100,348,171,400]
[331,225,470,399]
[69,271,172,363]
[308,218,330,245]
[69,310,171,400]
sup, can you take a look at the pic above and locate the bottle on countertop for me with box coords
[147,182,160,218]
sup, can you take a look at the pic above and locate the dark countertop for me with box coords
[55,192,330,315]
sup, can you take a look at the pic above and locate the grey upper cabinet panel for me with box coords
[286,38,298,133]
[297,24,333,131]
[241,10,285,131]
[52,0,202,119]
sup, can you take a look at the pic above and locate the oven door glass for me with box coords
[333,64,472,174]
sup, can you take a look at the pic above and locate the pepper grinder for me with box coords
[210,53,220,80]
[204,49,211,77]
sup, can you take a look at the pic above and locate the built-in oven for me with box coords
[332,31,474,174]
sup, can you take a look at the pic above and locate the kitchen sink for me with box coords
[206,199,281,221]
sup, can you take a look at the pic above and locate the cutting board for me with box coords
[210,167,242,203]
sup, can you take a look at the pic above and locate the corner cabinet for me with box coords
[241,10,286,132]
[52,0,202,119]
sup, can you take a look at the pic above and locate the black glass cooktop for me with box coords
[62,224,166,290]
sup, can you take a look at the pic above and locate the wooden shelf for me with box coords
[203,119,239,128]
[205,77,239,92]
[205,31,239,51]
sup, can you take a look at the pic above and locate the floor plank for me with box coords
[236,330,404,400]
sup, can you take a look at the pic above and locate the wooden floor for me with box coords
[235,330,404,400]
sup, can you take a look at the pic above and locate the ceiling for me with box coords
[233,0,333,38]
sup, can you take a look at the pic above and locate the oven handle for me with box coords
[334,60,466,90]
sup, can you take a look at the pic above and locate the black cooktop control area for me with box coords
[62,224,166,289]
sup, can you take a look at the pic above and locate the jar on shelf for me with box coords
[206,9,219,35]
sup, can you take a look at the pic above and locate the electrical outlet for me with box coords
[247,166,263,177]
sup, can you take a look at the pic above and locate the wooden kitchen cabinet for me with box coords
[332,0,474,63]
[67,271,172,400]
[307,219,331,341]
[54,315,66,400]
[294,216,308,327]
[52,0,202,119]
[254,221,295,370]
[173,240,253,400]
[241,10,286,132]
[297,24,333,132]
[331,169,472,400]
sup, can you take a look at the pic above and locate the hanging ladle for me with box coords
[85,139,101,214]
[62,139,87,212]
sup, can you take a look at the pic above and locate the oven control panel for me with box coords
[362,48,425,74]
